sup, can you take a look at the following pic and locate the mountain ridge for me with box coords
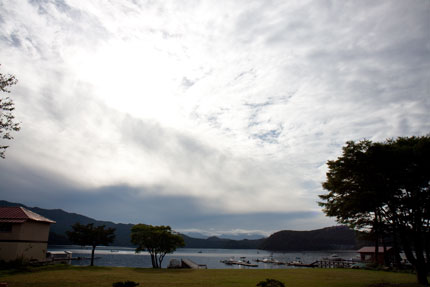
[0,200,359,250]
[260,225,357,251]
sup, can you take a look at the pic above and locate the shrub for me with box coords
[256,278,285,287]
[112,280,139,287]
[0,256,31,272]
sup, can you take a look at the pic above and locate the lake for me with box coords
[48,246,359,269]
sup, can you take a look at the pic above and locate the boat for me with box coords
[287,261,317,267]
[322,254,342,261]
[220,258,235,265]
[220,257,258,267]
[239,261,258,267]
[255,257,286,265]
[46,251,72,263]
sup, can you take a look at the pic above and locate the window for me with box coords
[0,223,13,232]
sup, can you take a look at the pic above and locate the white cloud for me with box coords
[0,0,429,231]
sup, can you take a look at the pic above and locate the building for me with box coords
[0,206,55,262]
[357,246,393,265]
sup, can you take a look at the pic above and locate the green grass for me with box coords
[0,265,422,287]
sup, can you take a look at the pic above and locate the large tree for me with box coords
[319,136,430,285]
[130,224,185,268]
[0,65,20,158]
[66,223,116,266]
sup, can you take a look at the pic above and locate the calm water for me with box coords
[48,246,358,269]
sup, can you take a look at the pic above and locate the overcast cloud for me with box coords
[0,0,429,236]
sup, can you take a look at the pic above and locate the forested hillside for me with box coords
[260,226,357,251]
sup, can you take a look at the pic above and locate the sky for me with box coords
[0,0,429,238]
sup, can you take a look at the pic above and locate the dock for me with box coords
[314,260,355,268]
[285,259,355,268]
[181,259,207,269]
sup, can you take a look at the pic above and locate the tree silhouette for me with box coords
[320,136,430,285]
[131,224,184,268]
[67,223,116,266]
[0,65,20,159]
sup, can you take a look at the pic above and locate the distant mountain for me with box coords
[0,200,359,251]
[181,234,265,249]
[181,232,208,239]
[0,200,265,248]
[182,231,266,240]
[218,233,266,240]
[259,226,357,251]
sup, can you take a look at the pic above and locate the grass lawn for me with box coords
[0,265,422,287]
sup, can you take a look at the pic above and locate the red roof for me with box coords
[0,206,55,224]
[357,246,392,253]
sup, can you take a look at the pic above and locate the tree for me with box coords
[319,136,430,285]
[0,65,20,158]
[130,224,185,268]
[66,223,116,266]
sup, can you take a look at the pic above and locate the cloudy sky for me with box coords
[0,0,429,237]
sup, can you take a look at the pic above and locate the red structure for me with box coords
[0,206,55,262]
[357,246,393,265]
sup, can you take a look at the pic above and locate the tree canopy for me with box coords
[66,222,116,266]
[0,65,20,159]
[319,136,430,285]
[130,224,185,268]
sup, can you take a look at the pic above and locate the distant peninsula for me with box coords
[0,200,359,251]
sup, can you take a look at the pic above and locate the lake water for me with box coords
[48,246,358,269]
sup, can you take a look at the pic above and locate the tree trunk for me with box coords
[413,207,429,286]
[402,234,417,266]
[158,253,167,269]
[374,214,380,265]
[155,255,159,268]
[416,263,429,286]
[401,230,428,286]
[392,225,402,268]
[382,235,388,266]
[150,253,158,268]
[91,245,96,266]
[414,234,429,286]
[425,233,430,273]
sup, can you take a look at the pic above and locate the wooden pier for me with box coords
[314,260,354,268]
[286,259,356,268]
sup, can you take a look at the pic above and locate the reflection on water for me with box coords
[48,246,358,269]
